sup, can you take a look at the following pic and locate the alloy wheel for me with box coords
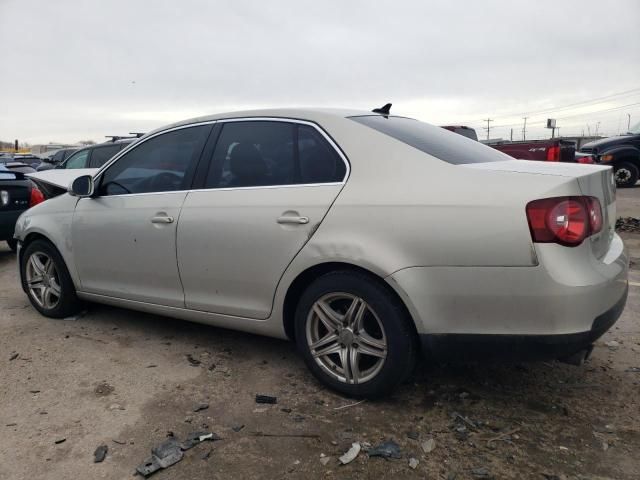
[306,292,387,385]
[25,251,61,310]
[615,168,631,183]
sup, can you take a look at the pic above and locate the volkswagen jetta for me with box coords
[14,108,629,397]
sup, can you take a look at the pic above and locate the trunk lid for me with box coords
[464,160,616,259]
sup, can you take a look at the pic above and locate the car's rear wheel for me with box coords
[614,161,639,188]
[295,271,417,398]
[6,239,17,252]
[21,239,83,318]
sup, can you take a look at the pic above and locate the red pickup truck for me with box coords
[441,126,594,164]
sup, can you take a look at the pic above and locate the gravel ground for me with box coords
[1,188,639,480]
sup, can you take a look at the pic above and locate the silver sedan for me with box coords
[15,108,629,397]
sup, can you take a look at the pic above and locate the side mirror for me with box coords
[69,175,94,197]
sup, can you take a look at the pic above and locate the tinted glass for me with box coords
[205,121,345,188]
[98,125,208,196]
[64,149,90,168]
[90,145,120,167]
[298,125,346,183]
[350,115,507,164]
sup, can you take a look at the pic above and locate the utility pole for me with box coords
[628,113,632,132]
[510,128,513,141]
[522,117,529,141]
[587,125,591,137]
[483,118,493,141]
[595,121,600,137]
[556,127,560,138]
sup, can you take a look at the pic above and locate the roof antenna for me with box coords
[372,103,392,115]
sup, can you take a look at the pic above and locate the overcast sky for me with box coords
[1,0,639,145]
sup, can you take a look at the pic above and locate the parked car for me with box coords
[0,165,44,251]
[36,148,80,171]
[16,108,628,397]
[11,154,43,169]
[0,161,37,175]
[55,139,137,170]
[442,126,594,164]
[579,121,640,187]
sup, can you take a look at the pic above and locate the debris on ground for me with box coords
[625,367,640,372]
[93,445,108,463]
[320,453,331,465]
[409,457,419,469]
[605,340,620,350]
[54,438,66,444]
[367,440,402,459]
[9,352,18,361]
[94,382,114,396]
[421,437,436,453]
[406,431,419,440]
[136,437,184,477]
[616,216,640,233]
[136,431,220,477]
[181,431,220,450]
[201,447,213,460]
[255,394,277,404]
[193,403,209,412]
[333,399,366,410]
[232,425,245,432]
[339,442,361,465]
[185,354,201,366]
[471,466,493,478]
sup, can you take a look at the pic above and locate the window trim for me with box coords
[91,117,350,198]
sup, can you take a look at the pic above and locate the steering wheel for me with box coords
[149,172,183,191]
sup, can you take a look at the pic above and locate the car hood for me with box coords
[26,168,98,189]
[581,135,639,151]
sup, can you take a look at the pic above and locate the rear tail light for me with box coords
[526,196,602,247]
[546,145,561,162]
[29,185,45,207]
[577,155,595,164]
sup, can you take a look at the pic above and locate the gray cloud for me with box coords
[1,0,639,144]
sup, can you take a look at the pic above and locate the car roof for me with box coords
[145,107,384,137]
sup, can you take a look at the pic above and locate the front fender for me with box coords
[600,145,640,162]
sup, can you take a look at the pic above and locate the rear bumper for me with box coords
[0,209,23,240]
[387,233,629,360]
[419,285,627,362]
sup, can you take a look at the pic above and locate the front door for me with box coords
[72,124,211,306]
[177,120,348,319]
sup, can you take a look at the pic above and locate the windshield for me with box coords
[349,115,509,165]
[628,120,640,135]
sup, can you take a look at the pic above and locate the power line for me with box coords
[488,87,640,121]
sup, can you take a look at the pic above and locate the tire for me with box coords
[613,161,639,188]
[294,270,417,398]
[20,239,83,318]
[6,239,17,252]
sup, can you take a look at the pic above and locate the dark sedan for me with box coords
[0,165,44,251]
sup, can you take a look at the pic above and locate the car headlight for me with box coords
[0,190,8,206]
[600,154,614,162]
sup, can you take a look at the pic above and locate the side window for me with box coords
[298,125,346,183]
[204,121,345,189]
[89,145,120,168]
[98,125,209,196]
[64,150,89,169]
[206,121,295,188]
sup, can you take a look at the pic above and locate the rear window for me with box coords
[350,115,507,165]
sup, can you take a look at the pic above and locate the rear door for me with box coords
[177,119,348,319]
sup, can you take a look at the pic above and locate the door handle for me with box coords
[151,215,174,224]
[277,215,309,225]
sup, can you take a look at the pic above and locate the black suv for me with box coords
[39,136,142,171]
[580,121,640,187]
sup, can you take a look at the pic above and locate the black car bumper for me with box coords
[0,209,23,241]
[420,285,628,362]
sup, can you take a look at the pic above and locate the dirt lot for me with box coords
[1,189,639,480]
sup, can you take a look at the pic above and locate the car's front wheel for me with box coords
[614,161,639,188]
[20,239,83,318]
[295,271,417,398]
